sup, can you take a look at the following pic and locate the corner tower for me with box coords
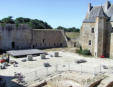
[94,6,107,57]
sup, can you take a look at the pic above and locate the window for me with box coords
[89,40,91,45]
[91,28,94,33]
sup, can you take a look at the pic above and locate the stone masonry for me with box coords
[0,24,67,50]
[80,1,113,58]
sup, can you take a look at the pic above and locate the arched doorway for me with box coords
[12,42,15,49]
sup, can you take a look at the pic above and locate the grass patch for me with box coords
[65,32,80,40]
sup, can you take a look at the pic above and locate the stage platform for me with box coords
[7,49,46,57]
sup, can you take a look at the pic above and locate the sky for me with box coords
[0,0,112,28]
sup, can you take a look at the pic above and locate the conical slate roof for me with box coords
[83,1,113,23]
[97,6,106,17]
[83,6,107,23]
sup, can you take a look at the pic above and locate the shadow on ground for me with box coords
[0,75,25,87]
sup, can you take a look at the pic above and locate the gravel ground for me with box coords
[0,51,113,87]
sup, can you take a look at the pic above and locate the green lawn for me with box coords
[65,32,80,39]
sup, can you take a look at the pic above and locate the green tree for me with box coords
[0,16,52,29]
[57,26,66,30]
[15,17,31,24]
[29,19,52,29]
[56,26,80,32]
[15,17,52,29]
[1,16,15,24]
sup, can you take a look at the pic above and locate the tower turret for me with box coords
[94,6,107,57]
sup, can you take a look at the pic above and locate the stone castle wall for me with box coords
[94,17,106,57]
[80,20,113,57]
[80,1,113,58]
[0,24,32,50]
[110,33,113,58]
[109,22,113,58]
[80,22,95,56]
[104,22,113,57]
[32,29,67,49]
[0,24,67,50]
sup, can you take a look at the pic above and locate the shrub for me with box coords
[82,49,91,55]
[76,46,82,53]
[76,46,91,56]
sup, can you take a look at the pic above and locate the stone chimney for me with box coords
[88,3,92,13]
[105,0,111,11]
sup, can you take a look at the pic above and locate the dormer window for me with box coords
[91,28,94,33]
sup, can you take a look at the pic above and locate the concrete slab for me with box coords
[7,49,46,57]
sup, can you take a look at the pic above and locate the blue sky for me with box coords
[0,0,112,28]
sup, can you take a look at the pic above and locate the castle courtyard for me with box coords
[1,0,113,87]
[1,48,113,87]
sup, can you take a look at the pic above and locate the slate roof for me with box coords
[83,2,113,23]
[97,6,106,17]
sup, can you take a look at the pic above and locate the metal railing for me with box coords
[22,62,113,86]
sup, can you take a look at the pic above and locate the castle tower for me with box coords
[94,6,107,57]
